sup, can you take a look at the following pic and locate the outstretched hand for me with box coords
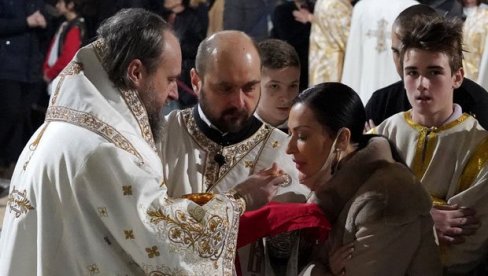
[233,163,289,211]
[430,204,480,245]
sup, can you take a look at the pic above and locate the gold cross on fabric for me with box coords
[271,140,279,148]
[87,264,99,274]
[97,207,108,217]
[124,230,135,240]
[146,246,160,258]
[122,185,132,196]
[366,18,389,53]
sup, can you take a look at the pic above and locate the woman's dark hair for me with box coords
[295,82,365,143]
[295,82,407,163]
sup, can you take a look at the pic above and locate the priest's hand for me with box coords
[232,163,288,211]
[430,204,480,245]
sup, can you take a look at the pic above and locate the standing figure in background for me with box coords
[223,0,277,42]
[365,4,488,130]
[374,16,488,274]
[271,0,313,91]
[461,0,488,85]
[0,0,47,180]
[207,0,224,36]
[163,0,208,109]
[255,39,300,133]
[419,0,465,18]
[43,0,87,92]
[479,34,488,90]
[341,0,417,104]
[295,0,352,85]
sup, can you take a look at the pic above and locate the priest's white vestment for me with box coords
[0,42,243,275]
[160,108,310,276]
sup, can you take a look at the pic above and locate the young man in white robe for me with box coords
[159,31,310,276]
[373,16,488,274]
[0,9,286,275]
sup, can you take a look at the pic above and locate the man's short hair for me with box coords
[394,4,439,38]
[96,8,170,89]
[400,16,464,73]
[258,39,300,70]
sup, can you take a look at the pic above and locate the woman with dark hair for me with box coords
[286,83,442,275]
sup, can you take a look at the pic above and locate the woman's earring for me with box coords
[331,148,342,175]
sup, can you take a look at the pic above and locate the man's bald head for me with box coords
[195,31,261,77]
[393,4,439,39]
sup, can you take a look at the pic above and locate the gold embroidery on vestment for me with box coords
[146,246,160,258]
[181,109,273,191]
[123,185,133,196]
[45,106,144,162]
[87,264,100,274]
[271,140,279,148]
[7,187,34,218]
[147,207,228,260]
[124,229,135,240]
[98,207,108,217]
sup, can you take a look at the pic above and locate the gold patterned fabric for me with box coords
[159,109,311,276]
[463,6,488,83]
[308,0,352,85]
[375,110,488,272]
[0,41,243,275]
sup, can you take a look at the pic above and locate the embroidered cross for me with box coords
[244,160,254,169]
[97,207,108,217]
[146,246,160,258]
[122,185,132,196]
[124,230,135,240]
[87,264,99,274]
[366,18,389,53]
[271,140,279,148]
[7,187,34,218]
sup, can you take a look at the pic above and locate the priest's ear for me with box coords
[190,68,202,96]
[126,59,147,90]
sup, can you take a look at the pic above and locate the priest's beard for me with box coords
[138,86,164,142]
[200,88,255,133]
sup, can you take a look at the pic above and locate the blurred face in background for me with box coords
[257,66,300,127]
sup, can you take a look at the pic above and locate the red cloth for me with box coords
[237,202,331,249]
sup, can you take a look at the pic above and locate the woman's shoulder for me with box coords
[350,161,432,226]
